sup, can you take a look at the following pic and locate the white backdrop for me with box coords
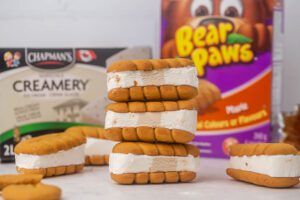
[0,0,161,57]
[282,0,300,111]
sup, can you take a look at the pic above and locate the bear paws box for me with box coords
[105,100,197,143]
[109,142,200,184]
[161,0,274,158]
[227,143,300,188]
[107,58,198,102]
[14,131,86,177]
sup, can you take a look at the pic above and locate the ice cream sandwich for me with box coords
[105,100,197,143]
[227,143,300,188]
[109,142,200,184]
[14,131,86,177]
[66,126,118,166]
[107,58,198,102]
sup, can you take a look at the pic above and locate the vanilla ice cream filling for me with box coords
[109,153,200,174]
[105,110,197,133]
[230,155,300,177]
[85,137,118,156]
[107,66,198,91]
[15,144,85,169]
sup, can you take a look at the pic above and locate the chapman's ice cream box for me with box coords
[161,0,274,158]
[0,47,151,162]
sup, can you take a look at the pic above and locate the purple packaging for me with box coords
[161,0,274,158]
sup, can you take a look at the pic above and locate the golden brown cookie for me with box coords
[15,131,86,155]
[105,101,197,143]
[85,155,109,166]
[105,128,194,144]
[65,126,106,139]
[0,174,43,190]
[227,143,300,188]
[106,100,195,112]
[192,79,221,113]
[229,143,298,156]
[227,169,299,188]
[109,142,200,184]
[16,164,84,177]
[107,58,194,72]
[66,126,117,166]
[108,86,198,102]
[14,132,86,177]
[2,183,61,200]
[110,171,197,185]
[107,58,198,102]
[112,142,200,156]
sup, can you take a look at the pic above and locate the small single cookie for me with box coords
[105,101,197,143]
[14,131,86,177]
[0,174,43,190]
[107,58,198,102]
[109,142,200,184]
[2,183,61,200]
[192,79,221,113]
[65,126,118,166]
[227,143,300,188]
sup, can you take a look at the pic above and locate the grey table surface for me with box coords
[0,158,299,200]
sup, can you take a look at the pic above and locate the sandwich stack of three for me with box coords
[104,58,201,184]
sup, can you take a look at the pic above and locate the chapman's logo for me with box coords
[26,48,75,70]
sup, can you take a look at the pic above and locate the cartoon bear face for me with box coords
[162,0,274,58]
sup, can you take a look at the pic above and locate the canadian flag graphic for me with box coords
[76,50,97,62]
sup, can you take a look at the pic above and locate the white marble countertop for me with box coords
[0,158,299,200]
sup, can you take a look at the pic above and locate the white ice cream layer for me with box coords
[109,153,200,174]
[107,66,198,91]
[230,155,300,177]
[15,144,85,169]
[105,110,197,133]
[85,137,118,156]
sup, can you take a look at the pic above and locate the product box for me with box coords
[0,47,151,162]
[161,0,274,158]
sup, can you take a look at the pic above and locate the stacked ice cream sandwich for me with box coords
[105,58,200,184]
